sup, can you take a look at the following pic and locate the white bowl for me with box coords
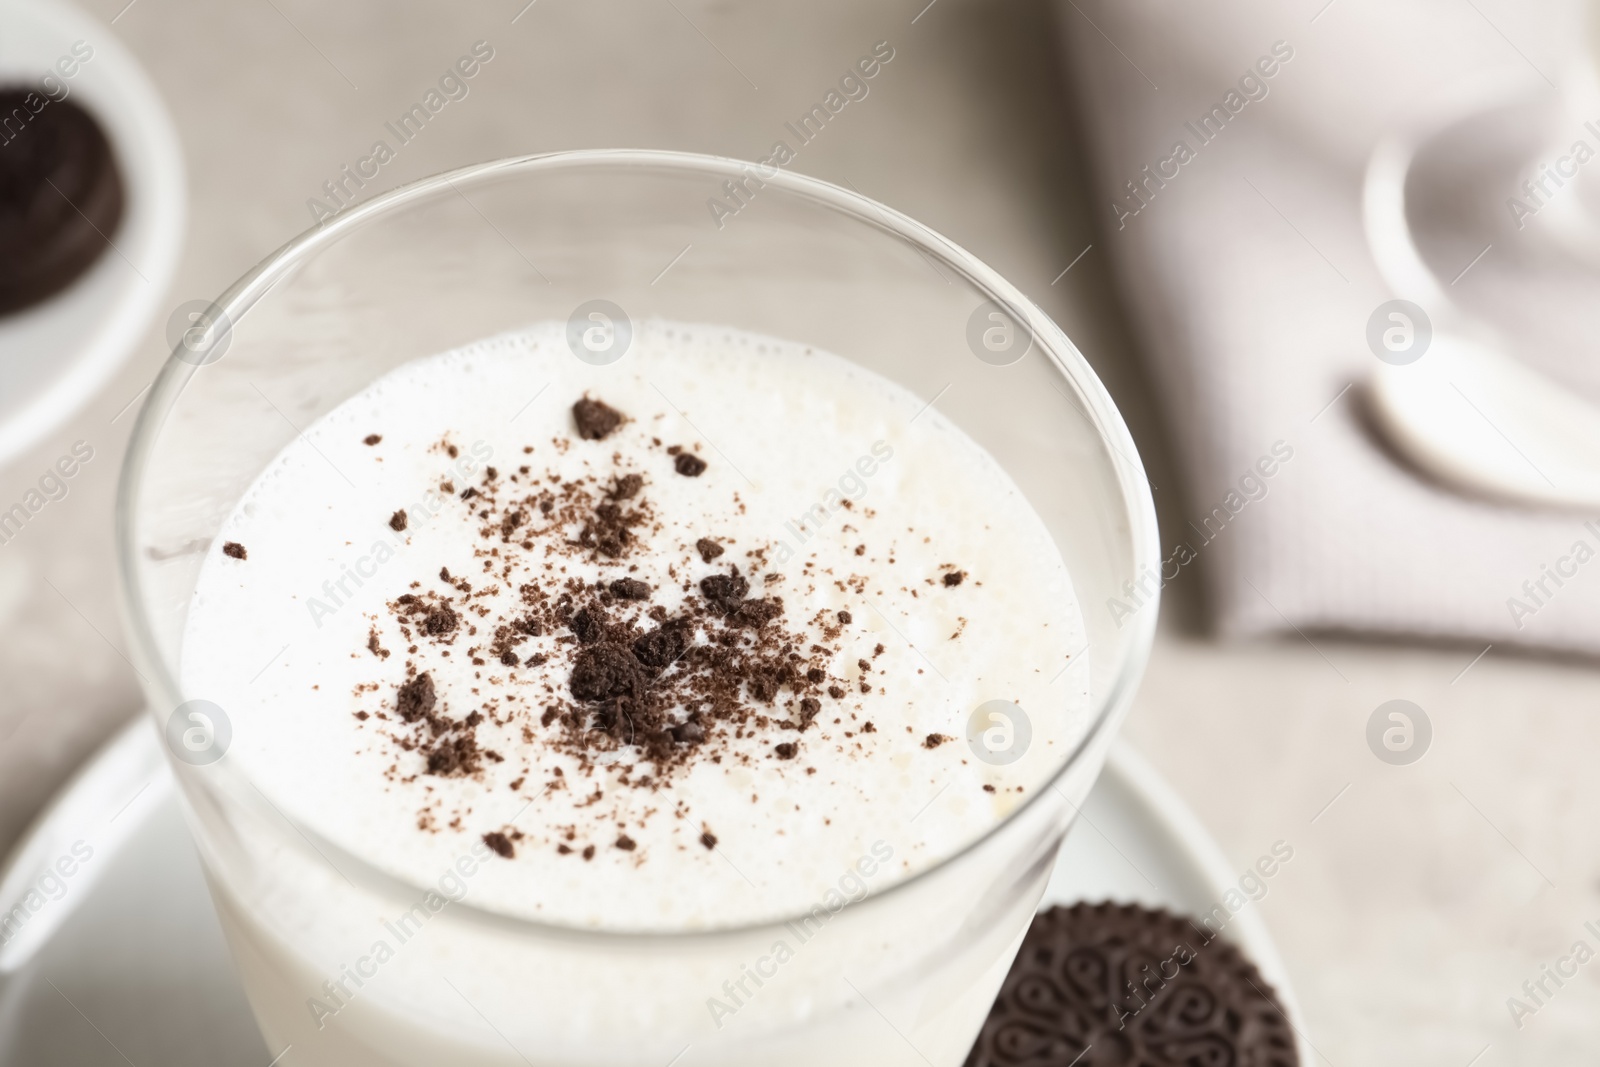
[0,0,184,467]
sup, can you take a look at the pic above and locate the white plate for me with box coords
[0,0,185,467]
[0,722,1311,1065]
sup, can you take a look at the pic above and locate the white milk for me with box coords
[180,320,1090,1065]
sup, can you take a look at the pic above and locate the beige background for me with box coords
[1,0,1597,1061]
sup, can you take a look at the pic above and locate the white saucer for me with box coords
[0,722,1311,1065]
[0,0,185,467]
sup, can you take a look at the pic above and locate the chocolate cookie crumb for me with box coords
[425,734,482,777]
[732,598,782,628]
[570,607,605,644]
[615,834,637,851]
[774,742,798,760]
[610,577,651,600]
[364,434,382,446]
[674,452,707,477]
[483,832,514,859]
[924,733,949,749]
[633,622,690,670]
[573,396,624,440]
[570,644,643,701]
[700,830,718,850]
[695,537,725,562]
[424,605,459,636]
[582,845,596,860]
[389,510,408,532]
[610,473,644,500]
[942,570,965,587]
[747,668,780,703]
[222,541,248,560]
[837,610,852,624]
[397,672,436,722]
[699,572,749,614]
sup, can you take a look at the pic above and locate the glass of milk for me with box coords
[117,151,1160,1066]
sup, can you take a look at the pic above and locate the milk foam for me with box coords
[180,320,1089,931]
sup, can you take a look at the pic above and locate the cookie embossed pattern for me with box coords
[965,903,1298,1066]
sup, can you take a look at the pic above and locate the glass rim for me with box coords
[114,148,1162,943]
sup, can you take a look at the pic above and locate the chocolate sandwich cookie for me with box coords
[965,902,1299,1067]
[0,89,125,316]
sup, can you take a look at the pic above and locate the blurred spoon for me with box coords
[1363,93,1600,512]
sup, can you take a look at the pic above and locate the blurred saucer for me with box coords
[0,0,185,468]
[0,721,1311,1065]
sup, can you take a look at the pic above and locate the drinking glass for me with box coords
[117,151,1159,1066]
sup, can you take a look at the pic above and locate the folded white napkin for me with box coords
[1058,0,1600,655]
